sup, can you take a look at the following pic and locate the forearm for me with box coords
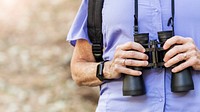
[70,39,148,87]
[71,61,103,87]
[70,39,104,87]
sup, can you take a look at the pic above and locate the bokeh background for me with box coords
[0,0,99,112]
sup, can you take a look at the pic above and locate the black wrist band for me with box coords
[96,60,108,81]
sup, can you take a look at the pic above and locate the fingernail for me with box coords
[163,44,168,50]
[145,61,149,66]
[138,71,142,75]
[142,49,145,52]
[163,58,167,62]
[146,55,149,60]
[172,69,176,73]
[164,63,169,67]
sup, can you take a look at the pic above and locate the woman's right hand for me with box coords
[104,42,149,80]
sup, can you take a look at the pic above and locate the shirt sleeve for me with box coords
[67,0,91,46]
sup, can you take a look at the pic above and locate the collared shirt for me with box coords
[67,0,200,112]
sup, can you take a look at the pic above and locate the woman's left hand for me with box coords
[163,36,200,73]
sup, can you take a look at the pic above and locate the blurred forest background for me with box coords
[0,0,99,112]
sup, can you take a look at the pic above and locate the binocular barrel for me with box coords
[157,31,173,66]
[171,68,194,92]
[123,33,149,96]
[158,31,194,92]
[123,30,194,96]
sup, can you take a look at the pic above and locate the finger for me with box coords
[164,53,187,68]
[164,44,188,62]
[124,59,148,67]
[117,42,145,52]
[120,50,148,60]
[172,57,197,73]
[114,64,142,76]
[163,36,190,50]
[114,58,126,66]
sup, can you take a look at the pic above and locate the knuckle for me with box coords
[125,42,133,48]
[179,54,185,60]
[114,52,119,58]
[125,59,130,65]
[172,57,179,64]
[174,46,180,52]
[187,37,194,42]
[191,57,198,64]
[121,51,126,58]
[135,43,142,49]
[115,58,120,64]
[130,51,135,57]
[134,42,143,49]
[129,60,136,66]
[176,36,182,41]
[173,57,179,63]
[118,51,124,58]
[127,42,133,46]
[116,45,122,51]
[132,41,138,45]
[189,44,196,50]
[190,50,197,55]
[113,64,120,72]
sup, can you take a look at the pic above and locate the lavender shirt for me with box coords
[67,0,200,111]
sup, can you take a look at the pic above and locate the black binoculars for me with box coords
[123,30,194,96]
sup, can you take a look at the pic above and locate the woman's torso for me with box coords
[97,0,200,112]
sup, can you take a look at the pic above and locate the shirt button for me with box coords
[155,9,158,12]
[159,98,163,102]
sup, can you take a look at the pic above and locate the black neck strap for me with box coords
[171,0,175,36]
[134,0,139,34]
[134,0,175,35]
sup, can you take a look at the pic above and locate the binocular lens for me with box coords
[134,33,149,46]
[158,30,173,44]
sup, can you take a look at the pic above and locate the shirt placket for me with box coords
[150,0,163,40]
[150,0,166,112]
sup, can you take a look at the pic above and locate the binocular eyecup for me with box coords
[123,30,194,96]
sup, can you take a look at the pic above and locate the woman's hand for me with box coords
[163,36,200,73]
[104,42,149,79]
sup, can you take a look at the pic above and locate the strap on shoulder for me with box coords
[87,0,104,62]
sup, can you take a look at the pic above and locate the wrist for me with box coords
[103,61,112,79]
[96,60,112,81]
[197,50,200,68]
[193,49,200,70]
